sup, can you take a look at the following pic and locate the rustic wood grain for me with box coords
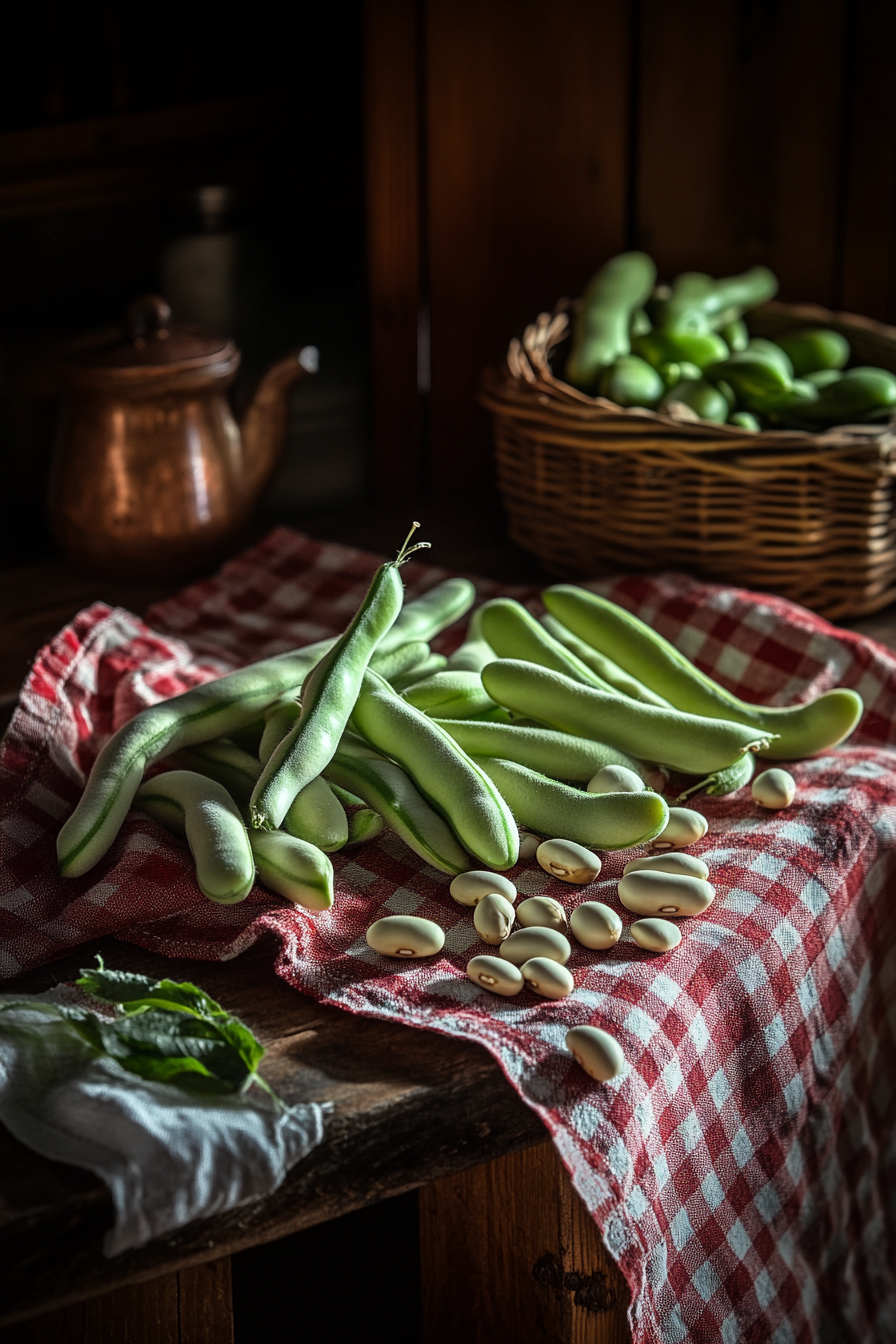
[364,0,425,498]
[420,1140,631,1344]
[425,0,631,493]
[0,937,546,1326]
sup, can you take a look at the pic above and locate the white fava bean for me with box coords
[752,768,796,809]
[586,764,644,795]
[618,870,714,917]
[623,852,709,880]
[631,917,682,952]
[516,895,568,933]
[570,901,622,950]
[652,806,708,848]
[450,869,517,907]
[566,1025,625,1081]
[474,893,517,945]
[467,954,524,996]
[518,830,541,859]
[521,957,574,1000]
[367,914,446,958]
[499,927,571,966]
[536,838,601,885]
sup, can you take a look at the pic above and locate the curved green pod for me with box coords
[431,718,652,784]
[472,757,668,850]
[482,660,771,773]
[598,355,664,408]
[376,578,477,655]
[135,770,255,904]
[539,613,670,706]
[776,328,850,376]
[346,808,385,845]
[446,605,495,674]
[248,830,334,910]
[370,639,432,684]
[352,671,518,869]
[390,653,449,690]
[57,639,336,879]
[565,252,657,392]
[479,598,615,692]
[173,738,348,852]
[677,751,755,801]
[403,670,497,720]
[542,585,863,760]
[324,734,470,874]
[259,701,302,765]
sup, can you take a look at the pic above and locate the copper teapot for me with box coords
[49,295,316,577]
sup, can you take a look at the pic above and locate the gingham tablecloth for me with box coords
[2,526,896,1343]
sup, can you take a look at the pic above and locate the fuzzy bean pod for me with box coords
[259,701,302,765]
[478,598,615,692]
[431,718,652,783]
[482,660,771,773]
[540,613,670,706]
[446,606,495,674]
[57,641,335,878]
[472,756,669,849]
[543,585,862,759]
[370,640,433,684]
[390,654,449,690]
[135,770,255,904]
[351,671,519,869]
[323,733,470,874]
[247,830,334,910]
[346,808,385,845]
[403,670,498,719]
[376,578,477,655]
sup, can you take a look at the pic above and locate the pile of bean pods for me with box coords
[56,524,864,924]
[565,251,896,430]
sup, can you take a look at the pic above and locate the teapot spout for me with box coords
[239,346,318,504]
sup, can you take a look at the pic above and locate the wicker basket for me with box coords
[481,299,896,618]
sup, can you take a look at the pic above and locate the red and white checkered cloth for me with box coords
[3,526,896,1343]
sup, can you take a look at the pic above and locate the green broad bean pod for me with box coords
[376,577,477,655]
[539,613,670,706]
[431,718,652,784]
[57,639,336,878]
[598,355,664,408]
[174,738,348,853]
[478,598,615,692]
[135,770,255,904]
[351,670,519,870]
[677,750,756,801]
[655,267,778,334]
[542,585,863,759]
[324,734,471,874]
[403,670,498,720]
[777,367,896,426]
[250,528,431,831]
[565,251,657,392]
[346,808,385,845]
[247,830,334,910]
[446,606,495,674]
[390,653,449,690]
[776,328,850,377]
[481,660,771,773]
[704,348,792,409]
[472,757,669,850]
[632,329,729,372]
[370,639,432,684]
[660,377,729,423]
[259,701,301,764]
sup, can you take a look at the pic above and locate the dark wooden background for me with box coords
[366,0,896,499]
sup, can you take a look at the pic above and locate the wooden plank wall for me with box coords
[364,0,896,497]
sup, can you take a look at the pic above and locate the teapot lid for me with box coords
[60,295,239,384]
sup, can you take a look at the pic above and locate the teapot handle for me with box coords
[127,295,172,342]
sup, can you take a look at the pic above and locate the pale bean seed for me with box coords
[466,954,524,996]
[652,807,708,848]
[566,1025,625,1081]
[536,839,601,885]
[752,768,796,809]
[618,870,714,917]
[518,831,541,859]
[450,869,517,907]
[367,914,445,958]
[631,918,682,952]
[474,893,517,945]
[570,901,622,950]
[516,896,567,933]
[586,765,644,795]
[623,852,709,880]
[499,927,571,966]
[521,957,574,999]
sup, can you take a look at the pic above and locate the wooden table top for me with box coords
[1,501,893,1326]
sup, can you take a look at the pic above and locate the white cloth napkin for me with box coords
[0,987,327,1256]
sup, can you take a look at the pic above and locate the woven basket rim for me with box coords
[489,297,896,457]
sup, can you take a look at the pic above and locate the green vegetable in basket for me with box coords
[719,318,750,352]
[597,354,664,408]
[704,347,793,409]
[652,266,778,334]
[657,360,702,390]
[774,367,896,427]
[632,328,730,372]
[659,377,729,423]
[776,328,850,376]
[805,369,842,389]
[565,252,657,391]
[728,410,761,431]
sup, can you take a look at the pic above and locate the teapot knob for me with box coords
[127,294,172,342]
